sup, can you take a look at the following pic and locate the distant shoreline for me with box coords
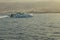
[27,12,60,13]
[0,11,60,14]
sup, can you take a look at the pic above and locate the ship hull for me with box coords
[10,14,33,18]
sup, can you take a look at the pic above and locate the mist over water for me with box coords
[0,13,60,40]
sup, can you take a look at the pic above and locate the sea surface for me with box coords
[0,13,60,40]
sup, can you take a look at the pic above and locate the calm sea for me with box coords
[0,13,60,40]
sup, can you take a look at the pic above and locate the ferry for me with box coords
[10,12,33,18]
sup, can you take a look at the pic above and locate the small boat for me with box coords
[10,12,33,18]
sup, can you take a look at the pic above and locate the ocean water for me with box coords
[0,13,60,40]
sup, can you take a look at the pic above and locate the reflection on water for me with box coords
[0,13,60,40]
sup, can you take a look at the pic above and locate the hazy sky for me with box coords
[0,0,41,2]
[0,0,60,2]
